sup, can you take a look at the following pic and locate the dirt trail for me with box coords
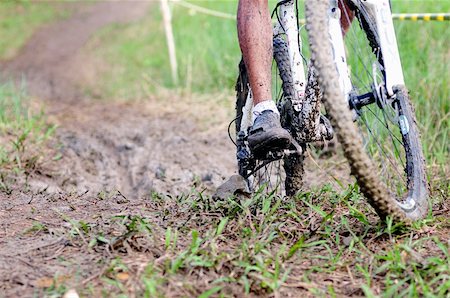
[1,2,152,101]
[0,3,238,295]
[1,2,237,198]
[1,3,447,297]
[0,2,352,296]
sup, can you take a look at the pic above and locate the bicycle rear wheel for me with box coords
[235,37,305,196]
[305,0,428,221]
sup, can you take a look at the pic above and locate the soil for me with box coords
[0,3,250,296]
[0,1,242,195]
[2,2,442,298]
[0,2,230,295]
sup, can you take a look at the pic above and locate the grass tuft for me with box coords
[0,82,55,191]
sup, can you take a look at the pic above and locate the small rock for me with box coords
[115,192,129,204]
[155,165,166,180]
[201,173,213,182]
[213,175,250,200]
[63,289,80,298]
[343,235,353,246]
[117,143,134,152]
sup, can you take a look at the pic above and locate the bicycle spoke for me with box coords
[379,105,405,165]
[365,105,404,146]
[359,108,407,189]
[336,0,410,197]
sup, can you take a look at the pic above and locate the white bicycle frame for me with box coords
[239,0,406,134]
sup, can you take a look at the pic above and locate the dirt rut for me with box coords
[0,4,237,294]
[1,2,237,198]
[0,2,352,296]
[38,101,236,198]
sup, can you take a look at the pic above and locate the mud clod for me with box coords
[213,174,250,200]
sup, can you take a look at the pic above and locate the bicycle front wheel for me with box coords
[305,0,428,221]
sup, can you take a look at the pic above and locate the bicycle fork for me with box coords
[274,0,333,143]
[328,0,406,102]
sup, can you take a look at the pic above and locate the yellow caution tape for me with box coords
[392,13,450,21]
[172,1,450,23]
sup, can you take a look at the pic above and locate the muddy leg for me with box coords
[339,0,355,35]
[237,0,272,105]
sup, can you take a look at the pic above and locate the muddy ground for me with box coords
[0,2,236,296]
[0,3,252,296]
[0,2,445,298]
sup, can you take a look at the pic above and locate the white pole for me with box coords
[160,0,178,85]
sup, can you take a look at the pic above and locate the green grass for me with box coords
[36,185,449,297]
[0,82,55,191]
[0,1,67,60]
[391,1,450,168]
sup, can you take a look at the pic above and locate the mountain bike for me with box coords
[233,0,428,222]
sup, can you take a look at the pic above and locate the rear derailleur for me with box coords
[236,130,304,179]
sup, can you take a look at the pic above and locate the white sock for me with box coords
[252,100,279,123]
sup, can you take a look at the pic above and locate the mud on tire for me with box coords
[304,0,429,221]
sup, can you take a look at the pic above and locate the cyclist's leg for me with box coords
[339,0,355,34]
[237,0,291,155]
[237,0,272,107]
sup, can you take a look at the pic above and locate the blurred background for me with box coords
[0,0,447,188]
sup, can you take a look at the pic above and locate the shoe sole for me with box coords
[249,135,291,158]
